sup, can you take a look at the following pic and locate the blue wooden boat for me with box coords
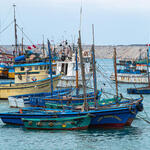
[29,90,101,107]
[127,87,150,94]
[0,97,143,128]
[8,88,73,107]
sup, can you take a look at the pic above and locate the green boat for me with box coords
[45,96,122,109]
[22,115,91,130]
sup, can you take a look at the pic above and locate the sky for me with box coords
[0,0,150,45]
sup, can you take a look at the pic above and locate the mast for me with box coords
[13,4,18,56]
[78,30,87,110]
[75,45,79,95]
[43,35,45,57]
[147,48,150,86]
[114,48,118,97]
[91,24,97,106]
[47,40,53,94]
[21,27,24,55]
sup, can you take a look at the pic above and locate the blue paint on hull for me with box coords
[0,103,142,128]
[127,87,150,94]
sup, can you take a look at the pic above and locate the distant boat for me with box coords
[127,47,150,94]
[110,58,149,84]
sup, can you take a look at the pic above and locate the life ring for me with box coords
[136,102,143,112]
[36,122,42,126]
[49,122,53,127]
[18,74,22,80]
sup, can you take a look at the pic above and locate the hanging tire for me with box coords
[136,103,143,112]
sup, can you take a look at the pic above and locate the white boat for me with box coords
[110,73,148,84]
[56,51,92,87]
[110,59,149,84]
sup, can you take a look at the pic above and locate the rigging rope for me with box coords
[17,24,34,45]
[0,20,13,35]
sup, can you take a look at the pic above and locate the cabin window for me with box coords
[61,63,68,75]
[20,67,24,71]
[27,66,32,71]
[35,66,38,70]
[65,64,68,75]
[44,65,46,70]
[40,66,43,70]
[61,63,65,73]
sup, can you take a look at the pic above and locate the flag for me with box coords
[28,46,32,49]
[32,45,36,48]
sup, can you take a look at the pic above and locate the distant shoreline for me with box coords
[0,45,147,59]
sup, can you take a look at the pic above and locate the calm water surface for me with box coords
[0,59,150,150]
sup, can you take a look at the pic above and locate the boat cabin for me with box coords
[14,62,56,83]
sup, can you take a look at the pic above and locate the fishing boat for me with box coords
[55,43,92,88]
[0,47,14,79]
[0,97,143,127]
[110,63,148,84]
[22,115,91,130]
[0,50,60,99]
[127,47,150,94]
[8,88,73,108]
[110,53,149,84]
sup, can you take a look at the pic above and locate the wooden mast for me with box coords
[75,45,79,95]
[114,48,118,97]
[146,48,150,86]
[21,27,24,55]
[91,24,97,106]
[43,35,45,57]
[78,30,87,110]
[13,4,18,56]
[47,40,53,94]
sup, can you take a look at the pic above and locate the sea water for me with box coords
[0,59,150,150]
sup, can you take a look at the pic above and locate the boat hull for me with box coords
[127,87,150,94]
[22,115,91,130]
[0,75,60,99]
[0,102,142,128]
[110,73,148,84]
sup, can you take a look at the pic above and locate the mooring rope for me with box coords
[136,114,150,124]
